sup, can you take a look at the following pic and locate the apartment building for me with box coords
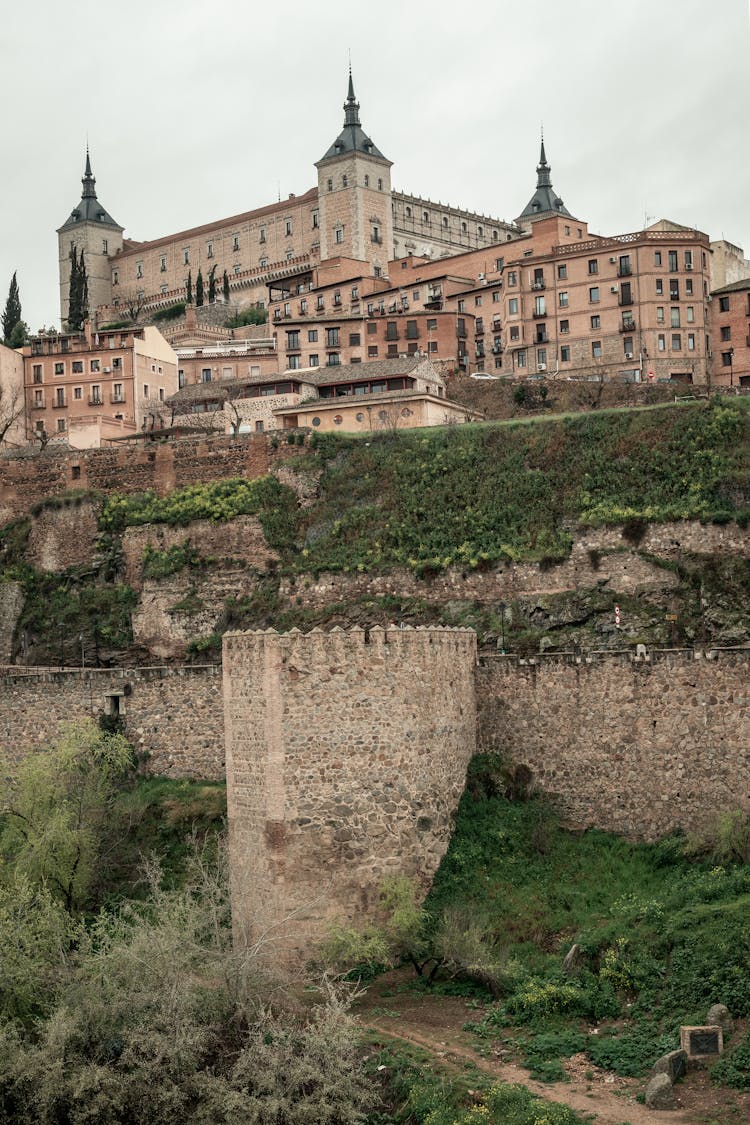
[709,279,750,387]
[23,324,177,448]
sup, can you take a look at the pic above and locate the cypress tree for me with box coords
[208,264,217,304]
[2,272,22,343]
[196,269,204,307]
[186,270,193,304]
[67,247,89,331]
[222,270,230,303]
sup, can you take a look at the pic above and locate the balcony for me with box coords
[89,396,103,407]
[491,345,503,355]
[385,331,399,342]
[619,321,637,333]
[535,333,548,345]
[619,294,634,307]
[617,265,632,277]
[531,280,546,290]
[31,400,46,410]
[111,393,125,404]
[532,310,547,319]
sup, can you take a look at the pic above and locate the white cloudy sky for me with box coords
[1,0,749,331]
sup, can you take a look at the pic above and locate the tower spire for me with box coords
[536,133,551,188]
[344,67,360,127]
[82,147,97,199]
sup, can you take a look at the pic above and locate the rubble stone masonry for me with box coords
[222,626,477,955]
[476,648,750,839]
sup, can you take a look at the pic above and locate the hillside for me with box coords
[1,397,750,664]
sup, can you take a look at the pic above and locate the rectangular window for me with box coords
[136,261,143,278]
[592,340,602,358]
[259,227,266,243]
[233,235,240,252]
[349,333,361,346]
[687,306,695,323]
[285,219,292,236]
[178,369,186,388]
[557,264,567,280]
[685,278,694,296]
[475,295,483,306]
[143,384,149,398]
[287,331,300,350]
[90,385,102,404]
[326,328,340,347]
[722,351,733,367]
[658,334,666,351]
[720,326,731,341]
[309,354,319,367]
[560,345,570,362]
[57,418,66,432]
[113,383,123,401]
[619,254,631,276]
[516,349,527,369]
[507,271,517,286]
[406,320,419,339]
[671,308,681,328]
[559,319,569,334]
[719,296,730,312]
[668,250,678,272]
[685,250,693,269]
[308,329,318,343]
[32,364,43,382]
[288,355,300,370]
[367,345,378,358]
[90,359,100,373]
[588,259,599,275]
[591,314,600,329]
[74,387,82,400]
[688,333,696,351]
[183,249,189,265]
[55,387,65,406]
[656,279,663,295]
[670,280,680,301]
[427,318,437,330]
[654,251,662,266]
[672,334,682,350]
[534,296,546,316]
[54,362,64,375]
[316,295,324,310]
[623,336,633,354]
[201,368,212,383]
[508,297,519,315]
[589,286,600,303]
[657,306,664,323]
[510,325,520,341]
[311,211,319,229]
[327,352,340,366]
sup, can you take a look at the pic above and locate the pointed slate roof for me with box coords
[518,137,572,221]
[58,149,122,232]
[317,70,388,163]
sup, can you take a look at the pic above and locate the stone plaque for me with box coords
[680,1025,723,1058]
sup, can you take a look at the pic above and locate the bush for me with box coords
[152,302,186,322]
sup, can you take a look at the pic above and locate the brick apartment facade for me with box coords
[22,324,177,447]
[709,279,750,387]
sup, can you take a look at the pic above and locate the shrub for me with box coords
[152,302,186,322]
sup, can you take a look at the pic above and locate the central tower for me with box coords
[315,72,393,276]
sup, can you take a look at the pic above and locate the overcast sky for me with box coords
[2,0,749,332]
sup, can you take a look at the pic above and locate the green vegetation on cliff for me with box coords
[299,400,750,574]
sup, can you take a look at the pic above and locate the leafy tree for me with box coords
[0,720,133,913]
[195,268,204,307]
[186,268,192,304]
[224,305,267,328]
[2,271,22,342]
[222,268,230,303]
[67,246,88,331]
[208,263,217,304]
[7,319,28,348]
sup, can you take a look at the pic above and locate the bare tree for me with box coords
[0,381,25,445]
[225,398,244,437]
[120,291,145,323]
[140,395,176,432]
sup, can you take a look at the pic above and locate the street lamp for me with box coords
[729,346,735,388]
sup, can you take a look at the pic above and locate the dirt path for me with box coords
[355,976,744,1124]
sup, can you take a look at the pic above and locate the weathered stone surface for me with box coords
[25,500,100,572]
[0,665,224,779]
[651,1049,687,1083]
[562,943,585,976]
[0,581,23,663]
[707,1004,734,1036]
[645,1073,675,1108]
[476,649,750,840]
[123,517,278,589]
[224,627,477,958]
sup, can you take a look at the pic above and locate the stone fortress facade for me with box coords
[58,72,517,329]
[3,631,750,949]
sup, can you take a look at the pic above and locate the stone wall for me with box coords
[25,500,101,572]
[476,648,750,840]
[0,581,23,663]
[0,432,305,523]
[223,626,477,956]
[0,665,224,779]
[122,516,278,589]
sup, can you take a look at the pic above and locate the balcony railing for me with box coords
[532,310,547,319]
[618,265,632,277]
[619,295,634,307]
[531,280,546,290]
[89,397,103,407]
[111,393,125,404]
[619,321,637,333]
